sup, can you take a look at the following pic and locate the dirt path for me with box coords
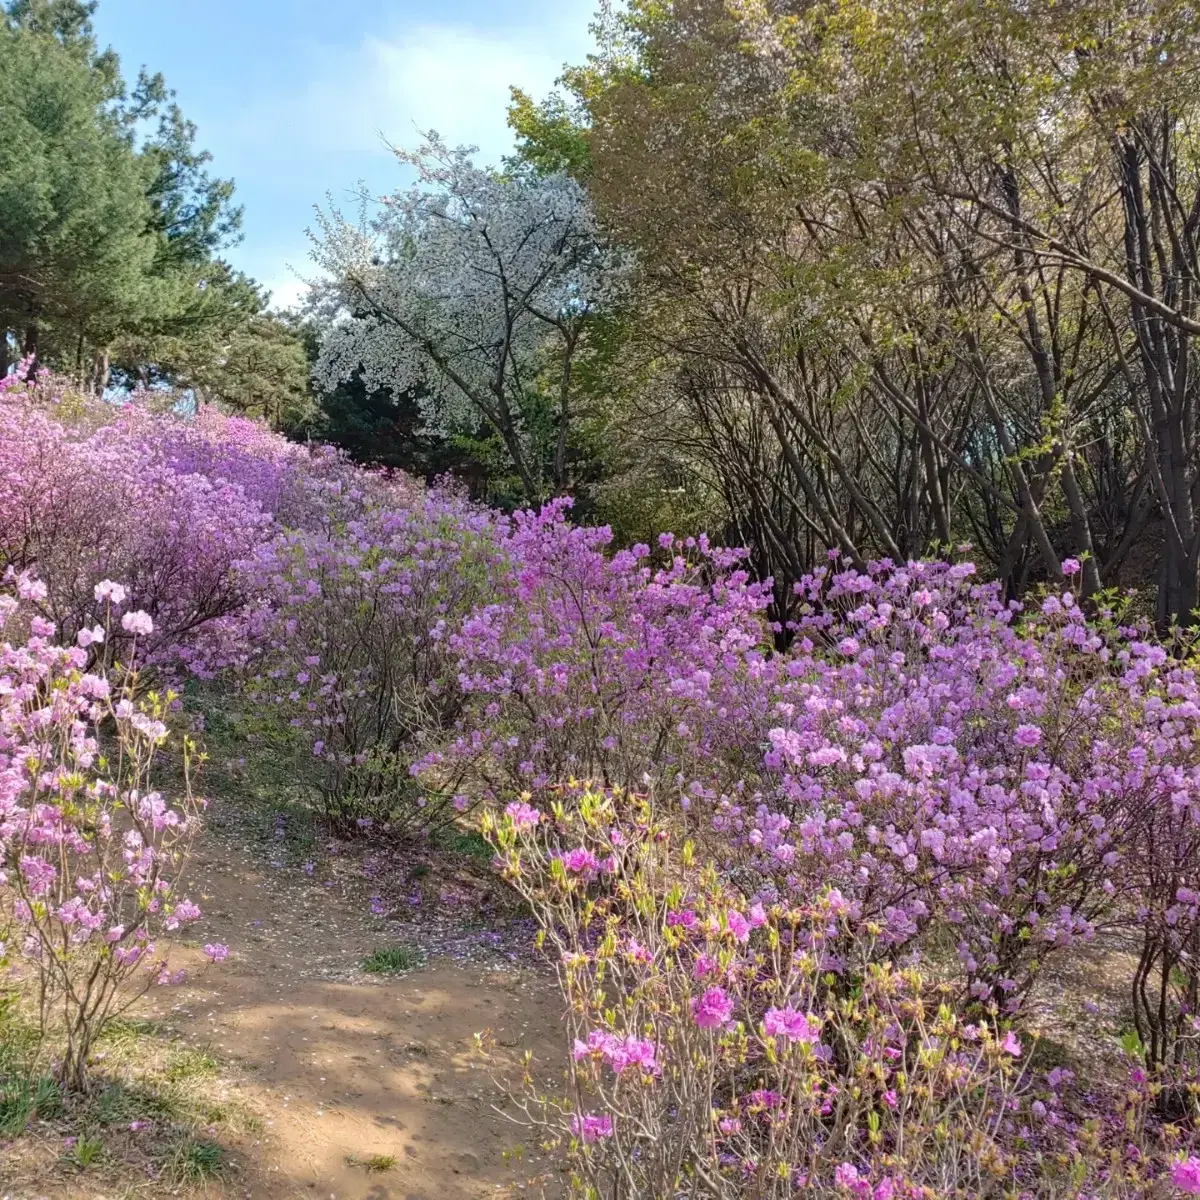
[137,836,564,1200]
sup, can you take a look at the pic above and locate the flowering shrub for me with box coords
[8,357,1200,1195]
[237,486,509,833]
[442,542,1200,1066]
[483,787,1197,1197]
[113,401,396,536]
[735,558,1200,1068]
[0,372,414,682]
[0,385,275,676]
[415,502,774,807]
[412,531,1167,1059]
[0,573,210,1090]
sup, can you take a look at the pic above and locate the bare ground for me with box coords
[1,831,565,1200]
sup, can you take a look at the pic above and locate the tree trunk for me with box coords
[90,350,110,397]
[1114,129,1200,627]
[22,323,38,372]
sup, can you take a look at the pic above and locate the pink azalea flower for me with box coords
[1013,724,1042,749]
[726,909,751,943]
[93,580,127,605]
[1173,1157,1200,1194]
[121,610,154,637]
[762,1006,818,1044]
[834,1162,862,1190]
[571,1112,614,1142]
[561,847,600,875]
[691,986,733,1029]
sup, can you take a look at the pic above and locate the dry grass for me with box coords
[0,1004,261,1197]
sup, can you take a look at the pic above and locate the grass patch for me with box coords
[446,828,494,863]
[93,1080,140,1126]
[0,1072,61,1136]
[167,1136,226,1183]
[175,685,327,846]
[1,991,257,1195]
[0,991,40,1071]
[66,1133,106,1169]
[361,944,425,974]
[347,1152,397,1173]
[0,994,61,1138]
[97,1016,161,1050]
[164,1046,220,1082]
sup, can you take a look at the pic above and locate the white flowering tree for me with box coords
[309,135,627,501]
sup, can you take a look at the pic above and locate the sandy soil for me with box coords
[1,829,565,1200]
[157,839,564,1200]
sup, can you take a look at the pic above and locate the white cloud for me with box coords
[358,24,580,161]
[262,275,311,313]
[240,10,593,167]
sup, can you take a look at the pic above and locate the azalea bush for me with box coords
[442,541,1200,1069]
[424,520,1200,1065]
[0,378,275,676]
[0,370,409,685]
[114,403,369,534]
[8,359,1200,1196]
[736,558,1200,1068]
[483,787,1199,1198]
[447,541,1200,1188]
[238,486,508,833]
[414,501,774,809]
[0,572,217,1091]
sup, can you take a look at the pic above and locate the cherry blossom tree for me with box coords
[308,134,627,502]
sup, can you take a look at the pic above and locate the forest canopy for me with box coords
[486,0,1200,627]
[13,0,1200,627]
[0,0,310,412]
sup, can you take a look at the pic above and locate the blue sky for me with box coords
[91,0,596,308]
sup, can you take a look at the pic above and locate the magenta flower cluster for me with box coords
[0,393,279,676]
[234,482,508,833]
[408,504,1200,1075]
